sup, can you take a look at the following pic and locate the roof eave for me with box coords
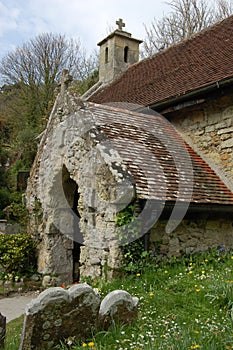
[149,76,233,111]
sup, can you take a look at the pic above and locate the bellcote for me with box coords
[98,19,142,84]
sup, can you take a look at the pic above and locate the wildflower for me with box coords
[93,288,100,295]
[88,342,95,347]
[149,292,154,297]
[231,256,233,260]
[190,345,200,349]
[194,330,199,334]
[164,270,168,274]
[61,284,65,289]
[204,259,208,262]
[195,289,201,292]
[189,270,193,274]
[218,245,225,253]
[136,273,141,277]
[82,343,87,347]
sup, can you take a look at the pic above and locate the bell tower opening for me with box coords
[62,165,82,282]
[124,46,129,63]
[105,47,109,63]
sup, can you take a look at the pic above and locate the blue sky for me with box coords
[0,0,170,61]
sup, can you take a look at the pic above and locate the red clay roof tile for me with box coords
[89,103,233,205]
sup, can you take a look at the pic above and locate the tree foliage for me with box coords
[142,0,233,56]
[0,33,98,119]
[0,33,98,219]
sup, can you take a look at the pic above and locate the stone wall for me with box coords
[169,92,233,187]
[150,215,233,257]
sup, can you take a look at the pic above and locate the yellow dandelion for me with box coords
[189,270,193,274]
[196,289,201,292]
[88,341,95,347]
[190,345,200,349]
[164,270,168,274]
[149,292,154,297]
[136,273,141,277]
[82,343,87,347]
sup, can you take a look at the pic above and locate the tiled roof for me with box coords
[89,15,233,107]
[89,103,233,205]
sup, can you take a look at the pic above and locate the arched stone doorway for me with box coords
[62,165,82,282]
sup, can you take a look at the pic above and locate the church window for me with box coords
[124,46,129,63]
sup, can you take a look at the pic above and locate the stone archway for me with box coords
[62,165,82,282]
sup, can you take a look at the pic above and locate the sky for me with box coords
[0,0,170,61]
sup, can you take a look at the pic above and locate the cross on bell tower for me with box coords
[116,18,125,31]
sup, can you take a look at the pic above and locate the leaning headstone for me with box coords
[0,312,6,349]
[98,290,139,330]
[19,283,100,350]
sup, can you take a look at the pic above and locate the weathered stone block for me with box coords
[216,119,232,129]
[217,126,233,135]
[19,284,100,350]
[205,125,216,133]
[222,138,233,149]
[98,290,139,330]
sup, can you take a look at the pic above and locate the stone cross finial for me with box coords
[116,18,125,31]
[60,69,72,95]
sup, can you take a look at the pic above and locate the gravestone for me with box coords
[0,220,6,235]
[98,290,139,330]
[0,312,6,349]
[19,284,100,350]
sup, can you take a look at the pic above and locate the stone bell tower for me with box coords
[98,18,142,83]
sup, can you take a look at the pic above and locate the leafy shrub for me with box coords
[0,233,37,279]
[115,203,152,273]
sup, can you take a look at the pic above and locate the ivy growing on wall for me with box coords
[115,202,151,274]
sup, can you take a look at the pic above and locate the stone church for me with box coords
[26,16,233,284]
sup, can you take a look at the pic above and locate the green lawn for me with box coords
[5,249,233,350]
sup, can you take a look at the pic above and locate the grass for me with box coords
[5,316,23,350]
[4,248,233,349]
